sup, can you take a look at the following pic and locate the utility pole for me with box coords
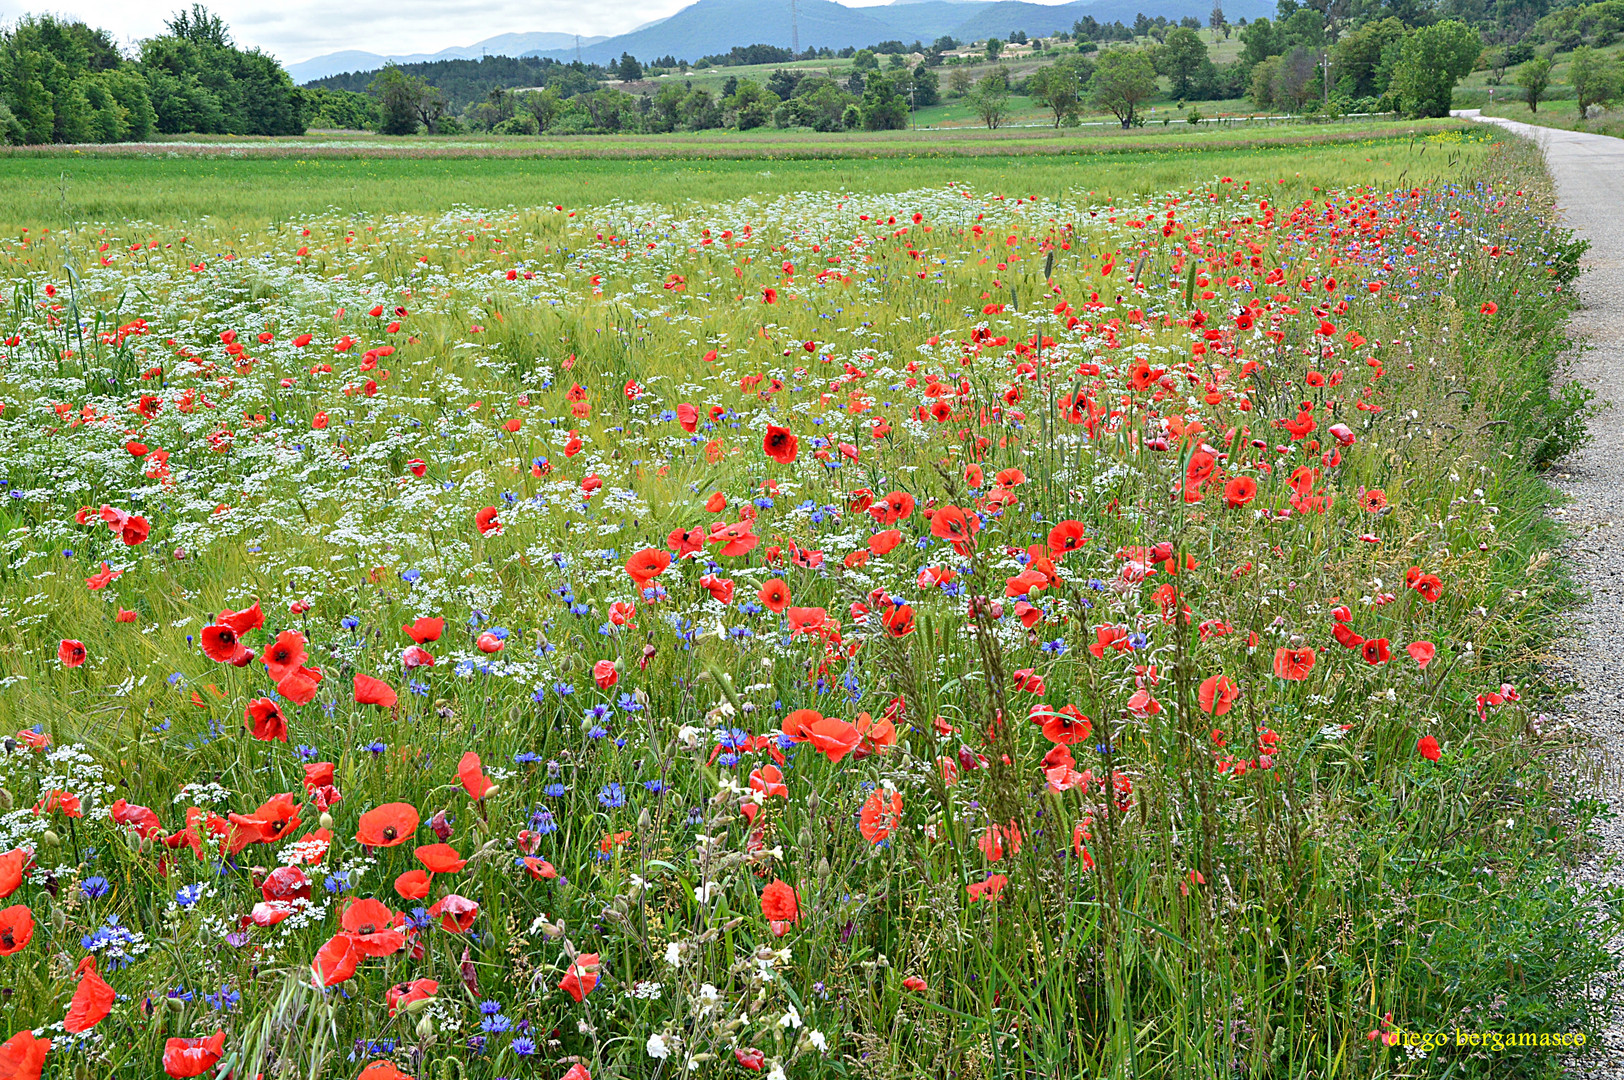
[790,0,800,56]
[576,35,582,63]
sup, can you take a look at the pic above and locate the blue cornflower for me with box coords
[598,783,626,808]
[80,877,110,900]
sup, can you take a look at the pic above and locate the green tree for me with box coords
[728,78,776,129]
[105,68,157,139]
[1515,55,1551,113]
[1090,47,1157,127]
[1158,25,1212,99]
[911,64,940,107]
[370,65,426,135]
[1570,46,1620,119]
[1248,54,1280,108]
[986,38,1004,60]
[1027,60,1082,125]
[616,53,643,81]
[852,49,878,72]
[1390,20,1481,118]
[0,48,54,143]
[1238,17,1280,69]
[861,73,909,129]
[1332,17,1405,99]
[967,67,1011,128]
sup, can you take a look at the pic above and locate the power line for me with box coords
[790,0,799,55]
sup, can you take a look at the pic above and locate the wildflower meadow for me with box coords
[0,132,1613,1079]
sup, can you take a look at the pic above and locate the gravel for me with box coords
[1456,110,1624,1074]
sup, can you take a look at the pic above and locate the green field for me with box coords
[0,120,1472,232]
[0,121,1613,1079]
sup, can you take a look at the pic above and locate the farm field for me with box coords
[0,123,1614,1080]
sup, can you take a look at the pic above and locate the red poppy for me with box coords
[261,865,311,903]
[1361,638,1392,665]
[394,869,432,900]
[262,631,307,681]
[760,879,798,924]
[475,506,502,536]
[228,793,302,846]
[1223,477,1257,508]
[0,851,26,899]
[414,844,466,874]
[625,548,670,586]
[63,955,115,1033]
[56,639,87,668]
[244,698,288,742]
[162,1030,225,1078]
[427,893,479,933]
[353,674,397,708]
[1272,647,1315,681]
[341,898,405,956]
[1407,641,1436,668]
[276,665,322,705]
[928,505,979,553]
[386,977,439,1017]
[458,751,494,800]
[700,575,734,604]
[859,789,903,843]
[219,602,266,633]
[311,933,362,987]
[1046,520,1087,555]
[762,423,800,465]
[1032,704,1092,745]
[667,525,705,558]
[111,799,162,838]
[1332,622,1365,650]
[883,604,915,638]
[0,906,32,956]
[559,952,600,1002]
[868,490,915,526]
[1417,735,1441,762]
[749,764,788,799]
[522,857,559,880]
[199,624,244,664]
[0,1030,50,1080]
[786,712,861,763]
[403,616,444,644]
[757,578,791,613]
[34,790,82,818]
[358,1064,414,1080]
[735,1048,766,1071]
[1198,674,1239,716]
[356,803,419,847]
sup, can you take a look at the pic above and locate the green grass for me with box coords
[0,125,1611,1079]
[0,122,1473,233]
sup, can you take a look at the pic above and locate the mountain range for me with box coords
[290,0,1271,84]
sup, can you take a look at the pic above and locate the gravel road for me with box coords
[1454,110,1624,1075]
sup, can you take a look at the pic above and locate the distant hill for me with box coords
[520,0,1274,66]
[288,32,608,84]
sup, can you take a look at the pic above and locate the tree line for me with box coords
[0,5,306,144]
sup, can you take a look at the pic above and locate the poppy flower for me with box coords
[1046,520,1087,555]
[57,640,86,667]
[474,506,502,535]
[394,869,432,901]
[1361,638,1392,665]
[869,490,915,526]
[0,1030,50,1080]
[415,844,466,874]
[359,1064,414,1080]
[902,975,928,992]
[1331,622,1365,650]
[244,698,288,742]
[700,575,734,604]
[1417,735,1441,762]
[354,674,397,708]
[593,660,618,690]
[522,857,559,880]
[1271,647,1315,681]
[559,952,601,1002]
[356,803,419,847]
[162,1030,225,1078]
[199,624,243,664]
[749,764,788,799]
[386,978,439,1018]
[966,874,1008,902]
[277,665,322,705]
[64,955,115,1033]
[859,789,903,843]
[760,879,798,924]
[1223,477,1257,508]
[762,424,798,465]
[882,603,915,638]
[785,713,861,763]
[1407,641,1436,668]
[928,505,980,553]
[428,893,479,933]
[0,851,29,900]
[1197,675,1239,716]
[625,548,670,586]
[1032,704,1092,745]
[261,865,311,903]
[757,578,791,613]
[229,793,302,846]
[402,617,443,644]
[110,799,162,838]
[735,1048,766,1071]
[0,906,32,956]
[261,631,307,681]
[868,529,902,555]
[1410,573,1444,603]
[341,898,405,956]
[311,933,362,988]
[458,751,495,800]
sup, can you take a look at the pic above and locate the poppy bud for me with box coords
[430,810,453,840]
[0,789,12,810]
[415,1014,435,1040]
[319,811,334,830]
[817,857,831,879]
[51,906,66,933]
[41,830,59,850]
[637,808,651,830]
[806,791,819,815]
[166,994,185,1012]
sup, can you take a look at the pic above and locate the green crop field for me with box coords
[0,118,1613,1080]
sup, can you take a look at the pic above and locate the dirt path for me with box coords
[1454,110,1624,1074]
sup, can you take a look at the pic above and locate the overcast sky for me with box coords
[0,0,1005,64]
